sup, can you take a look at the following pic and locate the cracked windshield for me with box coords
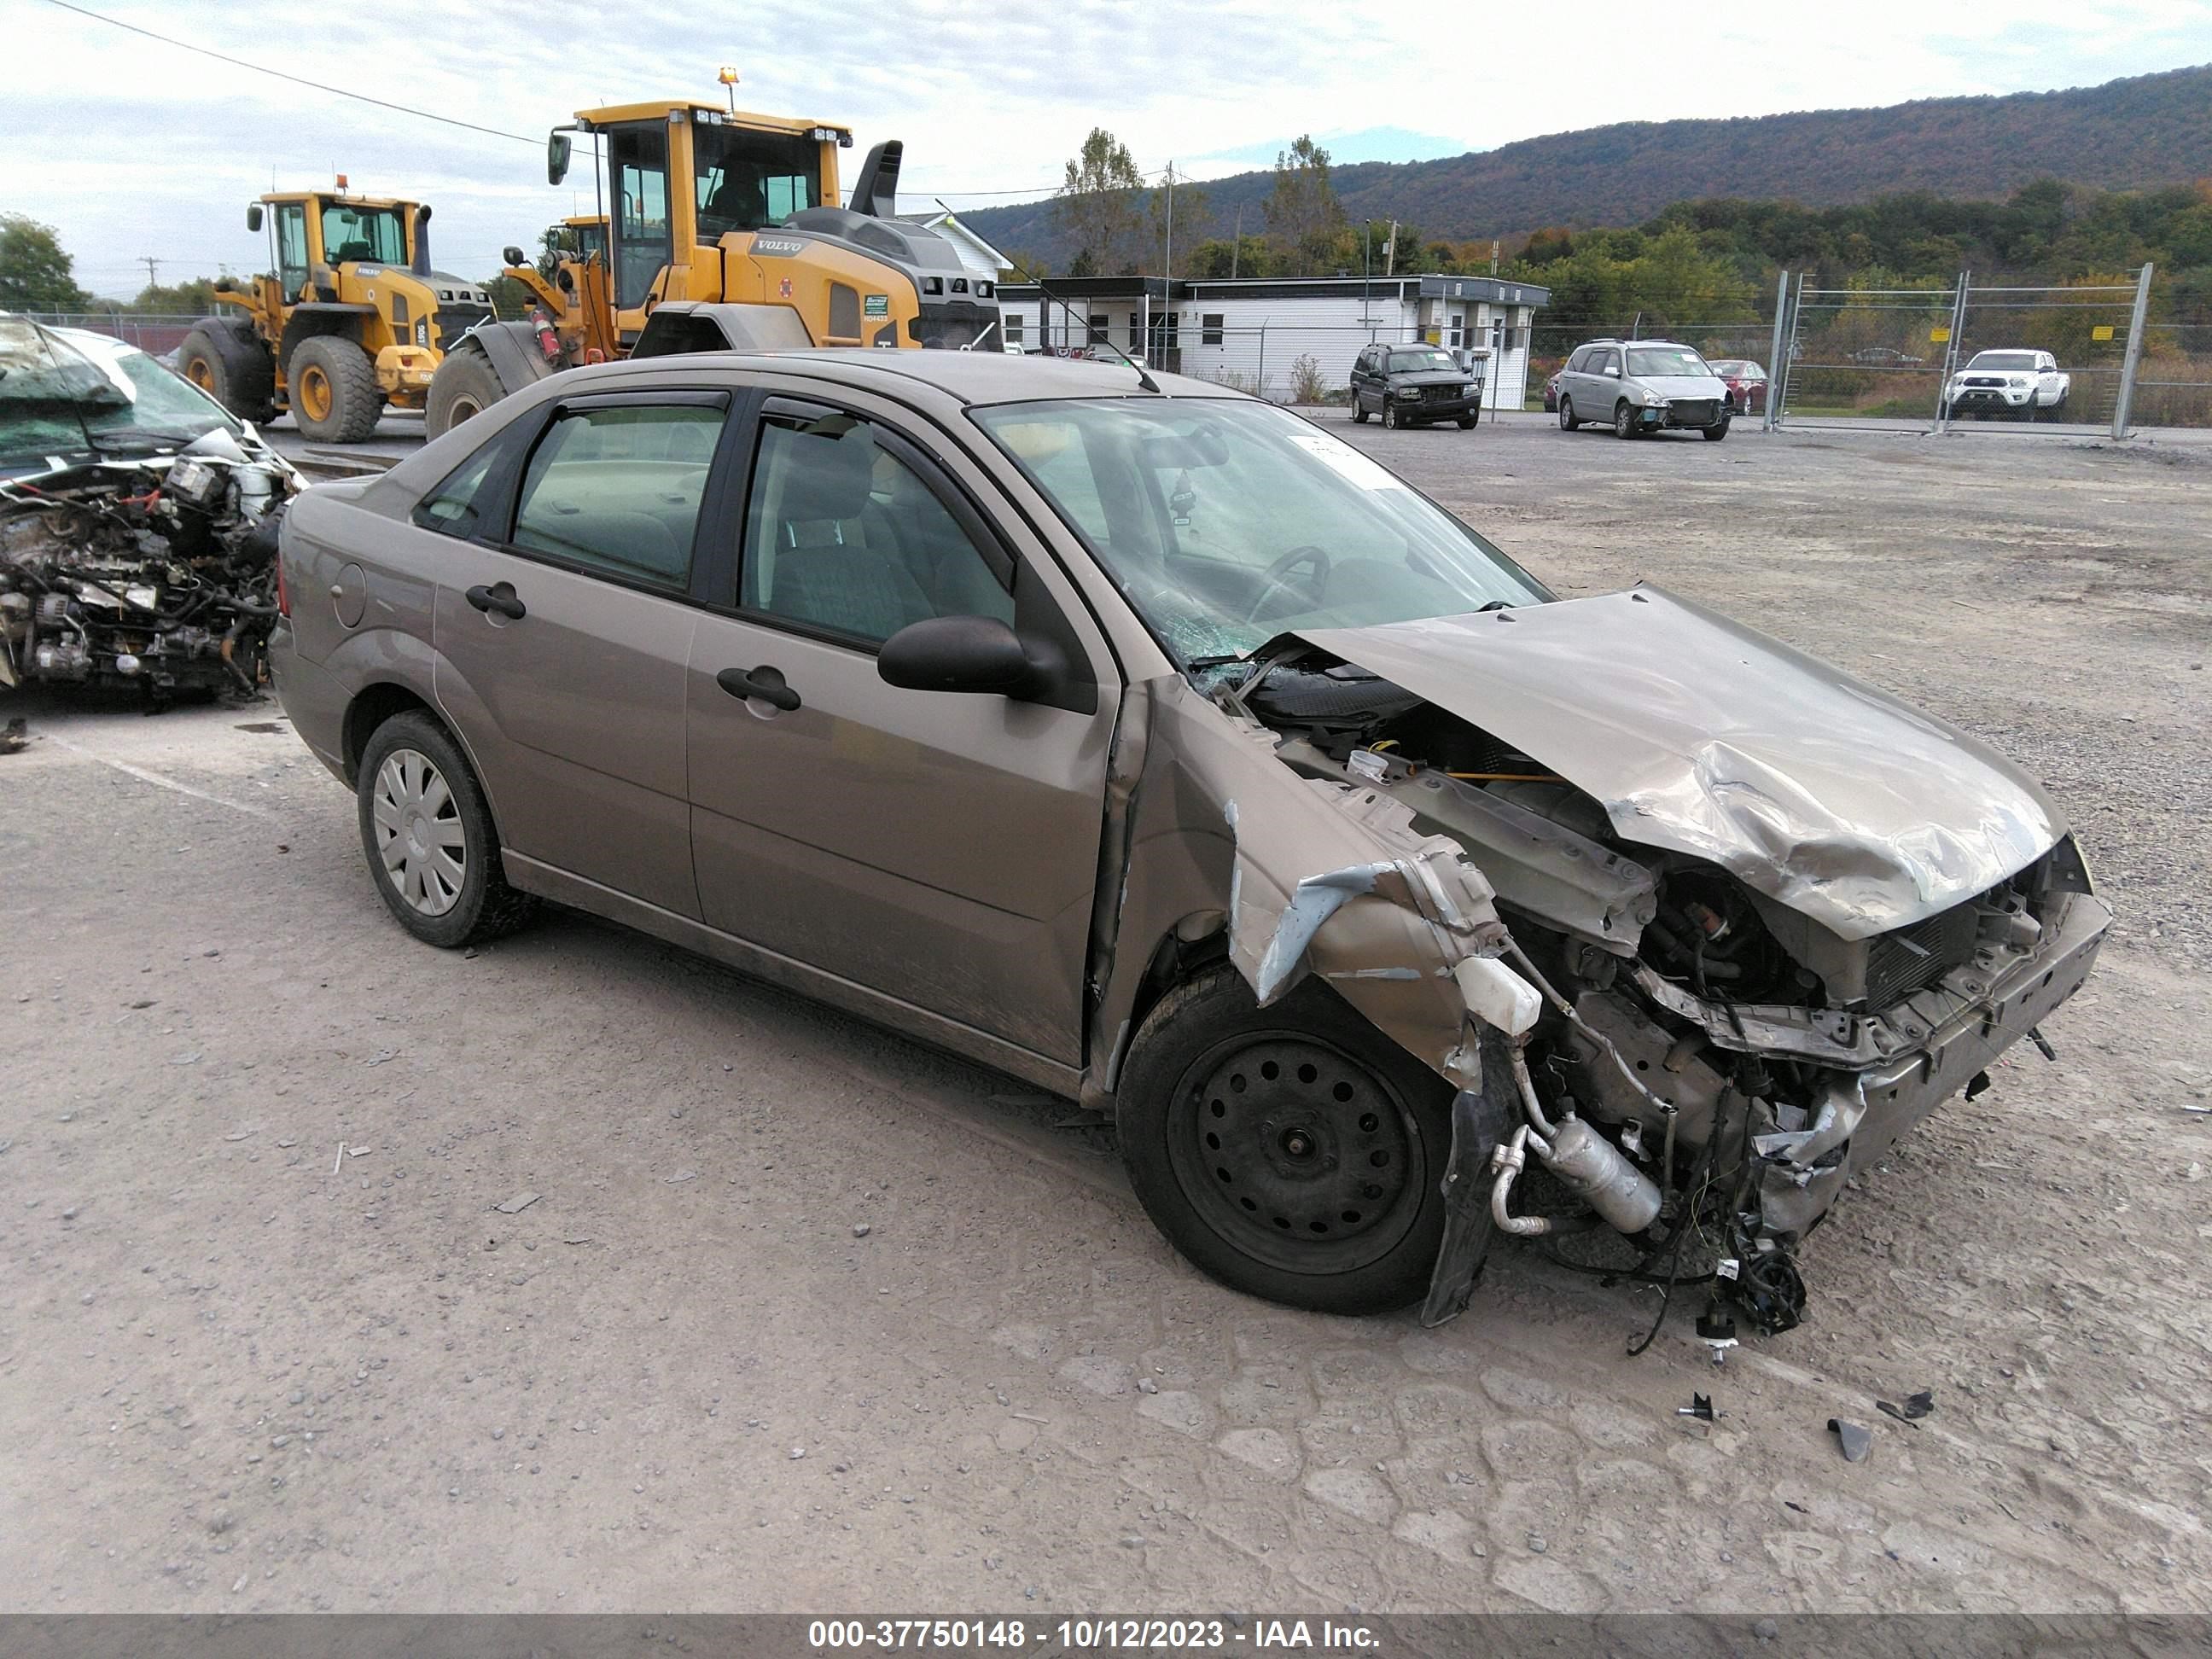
[971,399,1547,665]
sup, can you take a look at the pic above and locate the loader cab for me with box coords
[562,216,608,266]
[561,101,849,336]
[253,189,425,301]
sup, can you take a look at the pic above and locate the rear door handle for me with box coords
[717,665,800,711]
[465,582,527,620]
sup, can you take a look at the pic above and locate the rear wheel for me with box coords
[426,346,510,439]
[288,336,381,443]
[1613,400,1638,439]
[356,711,537,948]
[1558,396,1578,431]
[1115,967,1454,1315]
[178,323,276,425]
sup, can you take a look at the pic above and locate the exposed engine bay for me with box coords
[1,446,291,704]
[1,317,299,707]
[1214,627,2109,1336]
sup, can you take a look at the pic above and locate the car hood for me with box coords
[1388,370,1474,387]
[1295,588,2064,940]
[1637,375,1729,398]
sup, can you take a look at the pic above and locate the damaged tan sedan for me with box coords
[271,352,2109,1333]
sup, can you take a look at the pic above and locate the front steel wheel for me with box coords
[1171,1033,1425,1276]
[1116,967,1452,1314]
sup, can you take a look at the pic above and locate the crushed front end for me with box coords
[0,317,297,707]
[1197,591,2110,1336]
[0,452,290,704]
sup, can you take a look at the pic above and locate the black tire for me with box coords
[1613,400,1638,439]
[288,336,381,444]
[1558,396,1578,431]
[179,322,276,425]
[1702,417,1731,442]
[356,710,537,949]
[1115,966,1455,1316]
[1457,414,1476,429]
[426,346,510,439]
[1379,400,1398,429]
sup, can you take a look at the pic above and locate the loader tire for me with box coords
[288,336,381,444]
[179,323,276,425]
[424,346,509,439]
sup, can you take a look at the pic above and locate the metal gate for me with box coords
[1767,266,2155,439]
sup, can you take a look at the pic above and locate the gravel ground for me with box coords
[2,419,2207,1615]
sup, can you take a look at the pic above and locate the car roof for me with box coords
[543,347,1252,408]
[1575,338,1702,352]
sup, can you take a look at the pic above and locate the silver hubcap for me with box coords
[371,748,466,916]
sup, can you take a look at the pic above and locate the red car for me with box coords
[1542,370,1561,413]
[1708,358,1768,416]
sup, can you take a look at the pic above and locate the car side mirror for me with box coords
[1604,364,1621,378]
[878,614,1059,701]
[246,204,263,233]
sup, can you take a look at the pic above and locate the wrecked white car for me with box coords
[1,315,299,706]
[268,352,2109,1336]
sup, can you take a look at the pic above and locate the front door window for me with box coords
[741,408,1013,641]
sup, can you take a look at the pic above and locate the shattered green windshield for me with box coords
[0,318,240,466]
[972,398,1549,665]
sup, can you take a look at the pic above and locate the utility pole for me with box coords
[137,255,160,293]
[1490,238,1500,276]
[1384,220,1398,277]
[1362,219,1372,336]
[1230,202,1243,280]
[1162,160,1175,281]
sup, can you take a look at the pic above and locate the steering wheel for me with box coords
[1244,544,1333,622]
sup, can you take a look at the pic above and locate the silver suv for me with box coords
[1556,339,1733,440]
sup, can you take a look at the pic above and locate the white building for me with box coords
[994,273,1550,410]
[893,211,1013,284]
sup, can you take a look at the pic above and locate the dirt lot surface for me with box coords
[3,420,2208,1616]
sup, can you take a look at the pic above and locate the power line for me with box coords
[40,3,1190,208]
[40,0,538,148]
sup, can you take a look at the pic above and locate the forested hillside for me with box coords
[966,63,2212,269]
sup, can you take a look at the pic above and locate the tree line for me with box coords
[1032,131,2210,328]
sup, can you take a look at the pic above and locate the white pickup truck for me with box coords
[1943,349,2071,420]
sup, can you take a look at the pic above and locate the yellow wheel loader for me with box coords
[423,99,1003,437]
[182,184,495,443]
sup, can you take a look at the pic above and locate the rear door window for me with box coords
[509,399,727,591]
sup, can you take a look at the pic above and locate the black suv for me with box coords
[1348,344,1481,429]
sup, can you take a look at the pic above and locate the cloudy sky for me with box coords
[10,0,2210,300]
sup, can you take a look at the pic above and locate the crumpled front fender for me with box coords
[1087,677,1513,1097]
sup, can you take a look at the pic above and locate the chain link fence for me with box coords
[21,312,212,358]
[1767,267,2175,437]
[2130,317,2212,429]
